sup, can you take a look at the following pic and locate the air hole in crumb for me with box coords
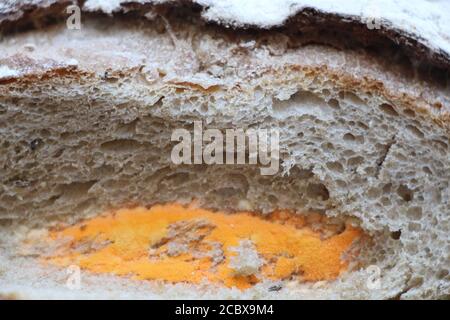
[306,183,330,201]
[326,161,343,173]
[335,180,347,188]
[367,187,381,199]
[403,109,415,117]
[290,167,314,180]
[343,133,356,142]
[162,172,190,185]
[432,102,443,110]
[58,181,97,201]
[52,148,64,158]
[201,104,209,113]
[100,139,141,153]
[357,121,369,130]
[40,129,51,138]
[408,276,424,287]
[408,222,421,232]
[422,166,433,175]
[211,187,242,198]
[406,125,424,138]
[381,197,391,206]
[437,269,449,279]
[348,156,364,167]
[406,207,423,220]
[327,98,340,109]
[268,194,278,204]
[379,104,399,117]
[390,230,401,240]
[322,142,334,150]
[397,184,414,202]
[115,119,139,137]
[339,91,364,105]
[433,139,448,150]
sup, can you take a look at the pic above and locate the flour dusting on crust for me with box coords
[83,0,450,61]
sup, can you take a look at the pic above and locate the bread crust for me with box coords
[1,17,448,127]
[1,60,449,129]
[1,0,450,70]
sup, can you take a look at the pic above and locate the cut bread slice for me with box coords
[0,1,449,299]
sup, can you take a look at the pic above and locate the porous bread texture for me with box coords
[0,16,449,299]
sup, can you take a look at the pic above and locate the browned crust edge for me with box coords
[1,61,449,132]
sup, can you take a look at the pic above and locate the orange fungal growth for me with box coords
[41,203,363,289]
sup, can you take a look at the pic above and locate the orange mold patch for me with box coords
[41,203,363,289]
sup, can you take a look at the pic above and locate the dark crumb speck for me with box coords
[268,285,283,292]
[30,139,42,151]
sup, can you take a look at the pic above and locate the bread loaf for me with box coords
[0,0,449,299]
